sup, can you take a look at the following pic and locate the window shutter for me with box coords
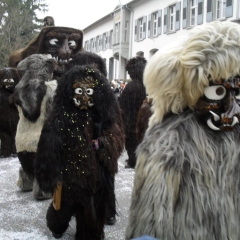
[157,9,162,35]
[106,32,109,49]
[148,14,151,38]
[197,0,203,25]
[175,2,181,31]
[163,7,167,34]
[134,19,138,41]
[94,37,96,52]
[100,35,103,51]
[110,31,113,48]
[143,16,147,39]
[182,0,187,29]
[206,0,212,22]
[226,0,233,18]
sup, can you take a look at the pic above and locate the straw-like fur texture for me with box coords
[126,111,240,239]
[145,21,240,127]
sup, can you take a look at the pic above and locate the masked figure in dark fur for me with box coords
[35,66,124,239]
[0,68,20,158]
[126,21,240,240]
[67,51,121,226]
[14,54,57,200]
[119,56,147,168]
[8,21,84,80]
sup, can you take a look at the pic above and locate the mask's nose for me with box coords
[222,90,240,124]
[58,39,71,60]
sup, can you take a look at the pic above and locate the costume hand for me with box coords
[92,139,99,150]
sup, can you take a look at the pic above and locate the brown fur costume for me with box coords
[14,54,57,199]
[126,21,240,240]
[119,56,147,168]
[0,68,20,157]
[35,66,124,239]
[136,96,153,143]
[8,26,84,80]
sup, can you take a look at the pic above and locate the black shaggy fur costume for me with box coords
[14,54,57,199]
[35,66,125,239]
[119,56,147,168]
[0,68,20,157]
[68,51,107,77]
[67,51,119,225]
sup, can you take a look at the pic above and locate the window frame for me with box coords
[152,12,158,36]
[169,5,176,31]
[216,0,226,19]
[190,0,198,26]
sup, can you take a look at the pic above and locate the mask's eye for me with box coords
[49,38,59,46]
[235,89,240,100]
[69,40,76,47]
[86,88,93,95]
[204,85,226,100]
[75,88,82,94]
[3,79,8,82]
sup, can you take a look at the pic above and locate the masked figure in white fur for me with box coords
[126,21,240,240]
[14,54,57,200]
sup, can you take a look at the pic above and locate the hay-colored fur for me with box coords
[145,21,240,127]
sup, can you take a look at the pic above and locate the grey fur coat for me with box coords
[126,110,240,240]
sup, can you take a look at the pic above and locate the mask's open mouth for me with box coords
[207,111,239,131]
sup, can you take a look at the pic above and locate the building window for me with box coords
[96,36,99,52]
[164,2,181,34]
[124,21,129,42]
[84,41,88,51]
[90,38,94,52]
[216,0,226,19]
[134,16,147,41]
[182,0,203,29]
[169,5,176,31]
[139,18,144,39]
[110,30,113,48]
[148,10,162,38]
[99,35,102,51]
[153,12,158,36]
[103,33,107,50]
[206,0,232,22]
[190,0,198,26]
[115,22,120,44]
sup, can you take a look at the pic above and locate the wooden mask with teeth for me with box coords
[195,77,240,131]
[8,27,83,80]
[73,76,94,110]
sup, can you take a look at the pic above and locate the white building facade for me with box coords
[83,0,240,81]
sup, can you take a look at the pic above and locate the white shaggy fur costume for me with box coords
[125,21,240,240]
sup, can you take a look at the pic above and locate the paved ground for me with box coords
[0,150,135,240]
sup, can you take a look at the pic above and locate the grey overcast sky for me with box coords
[38,0,131,30]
